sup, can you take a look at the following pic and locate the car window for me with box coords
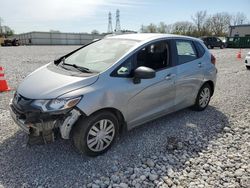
[194,41,205,57]
[116,56,134,77]
[176,40,198,64]
[113,40,171,77]
[216,38,221,42]
[135,41,170,71]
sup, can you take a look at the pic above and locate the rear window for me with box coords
[194,41,205,57]
[176,40,198,64]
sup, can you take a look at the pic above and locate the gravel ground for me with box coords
[0,46,249,188]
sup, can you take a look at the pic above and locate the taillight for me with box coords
[211,54,216,65]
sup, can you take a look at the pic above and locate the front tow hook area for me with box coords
[27,109,81,145]
[28,129,55,145]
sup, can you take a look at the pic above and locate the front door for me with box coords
[126,40,177,128]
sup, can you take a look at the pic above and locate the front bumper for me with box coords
[9,104,30,134]
[9,101,60,135]
[9,99,81,139]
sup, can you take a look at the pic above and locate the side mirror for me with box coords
[133,66,155,84]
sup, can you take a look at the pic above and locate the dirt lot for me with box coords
[0,46,249,188]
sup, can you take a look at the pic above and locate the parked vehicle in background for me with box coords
[226,37,250,48]
[0,37,5,46]
[245,51,250,69]
[1,38,20,46]
[201,36,225,49]
[9,34,217,156]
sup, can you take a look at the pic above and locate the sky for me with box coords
[1,0,250,34]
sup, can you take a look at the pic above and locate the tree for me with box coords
[91,29,100,35]
[165,24,173,34]
[172,21,195,36]
[140,25,146,33]
[49,30,60,33]
[0,17,14,37]
[192,11,207,34]
[140,23,157,33]
[157,22,167,33]
[6,30,14,36]
[206,12,231,36]
[231,12,248,25]
[0,17,3,36]
[147,23,157,33]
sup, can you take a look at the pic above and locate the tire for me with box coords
[72,111,119,156]
[246,66,250,70]
[207,45,211,49]
[220,44,224,49]
[192,83,212,111]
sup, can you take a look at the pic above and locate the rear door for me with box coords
[212,37,218,47]
[174,39,204,109]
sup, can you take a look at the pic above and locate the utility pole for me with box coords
[115,9,121,32]
[0,17,3,36]
[107,12,113,33]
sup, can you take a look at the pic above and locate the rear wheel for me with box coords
[73,111,119,156]
[192,83,212,111]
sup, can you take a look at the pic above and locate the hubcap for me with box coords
[87,119,115,152]
[199,87,210,108]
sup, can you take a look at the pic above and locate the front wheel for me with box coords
[72,111,119,156]
[192,83,212,111]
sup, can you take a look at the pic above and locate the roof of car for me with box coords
[106,33,200,42]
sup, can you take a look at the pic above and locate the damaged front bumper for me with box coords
[9,99,81,140]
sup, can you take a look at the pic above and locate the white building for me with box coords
[12,31,106,45]
[229,24,250,37]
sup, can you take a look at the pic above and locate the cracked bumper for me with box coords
[9,104,30,134]
[9,100,82,139]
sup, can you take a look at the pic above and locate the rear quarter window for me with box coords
[194,41,206,58]
[176,40,198,64]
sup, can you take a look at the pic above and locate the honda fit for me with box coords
[9,34,217,156]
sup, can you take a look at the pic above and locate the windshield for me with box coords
[64,38,138,72]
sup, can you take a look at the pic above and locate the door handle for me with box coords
[165,74,176,80]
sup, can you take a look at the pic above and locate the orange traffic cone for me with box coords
[237,49,241,59]
[0,66,11,92]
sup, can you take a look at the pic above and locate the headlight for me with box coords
[32,96,82,112]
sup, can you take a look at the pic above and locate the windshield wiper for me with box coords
[60,58,92,73]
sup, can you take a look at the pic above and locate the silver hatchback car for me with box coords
[10,34,217,156]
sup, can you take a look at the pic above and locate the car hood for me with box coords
[17,63,99,99]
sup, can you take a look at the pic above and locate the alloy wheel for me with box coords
[199,87,210,108]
